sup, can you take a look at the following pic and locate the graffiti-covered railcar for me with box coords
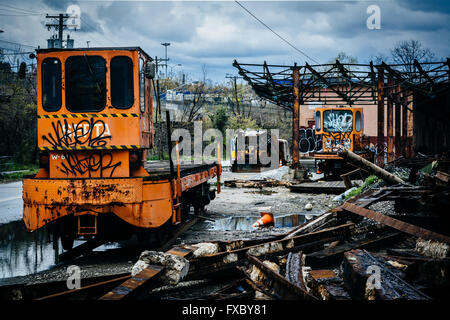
[22,47,219,250]
[312,107,373,176]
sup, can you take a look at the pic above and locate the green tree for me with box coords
[227,115,259,130]
[210,106,229,134]
[0,58,37,165]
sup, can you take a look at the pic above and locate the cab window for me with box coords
[315,111,321,131]
[65,55,106,112]
[41,58,61,111]
[139,58,145,112]
[355,110,362,132]
[111,56,134,109]
[323,110,353,133]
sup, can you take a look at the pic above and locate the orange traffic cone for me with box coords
[252,212,274,228]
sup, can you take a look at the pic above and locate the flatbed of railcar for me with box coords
[143,161,218,180]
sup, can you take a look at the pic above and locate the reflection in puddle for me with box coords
[212,214,313,231]
[0,220,63,279]
[0,220,122,280]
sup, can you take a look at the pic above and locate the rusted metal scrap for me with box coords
[99,265,164,300]
[342,249,431,300]
[31,273,131,301]
[341,202,450,244]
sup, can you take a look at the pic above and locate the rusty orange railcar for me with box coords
[23,47,219,250]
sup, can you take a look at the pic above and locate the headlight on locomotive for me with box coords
[344,138,351,149]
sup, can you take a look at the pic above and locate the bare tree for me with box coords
[390,39,436,72]
[181,82,207,122]
[180,66,209,122]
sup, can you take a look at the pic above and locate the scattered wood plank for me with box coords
[305,230,403,268]
[337,148,405,185]
[289,181,349,194]
[342,249,431,300]
[307,270,351,300]
[186,223,355,280]
[224,179,291,188]
[244,253,318,300]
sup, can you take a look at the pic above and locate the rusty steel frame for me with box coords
[233,59,449,161]
[341,202,450,244]
[377,66,385,166]
[233,59,449,110]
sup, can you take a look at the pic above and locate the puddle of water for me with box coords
[211,214,313,231]
[0,220,123,280]
[0,220,62,279]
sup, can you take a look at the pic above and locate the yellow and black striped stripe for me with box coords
[39,145,141,151]
[38,113,139,119]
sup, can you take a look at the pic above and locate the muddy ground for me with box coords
[0,169,338,287]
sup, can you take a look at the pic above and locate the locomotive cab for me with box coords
[36,47,155,179]
[313,107,365,177]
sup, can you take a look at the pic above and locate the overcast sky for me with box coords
[0,0,449,83]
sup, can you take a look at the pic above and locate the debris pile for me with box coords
[131,251,189,285]
[117,152,450,300]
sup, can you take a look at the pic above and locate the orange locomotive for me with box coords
[23,47,219,250]
[313,107,370,176]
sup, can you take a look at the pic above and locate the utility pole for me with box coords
[160,42,170,80]
[225,74,242,116]
[46,13,70,48]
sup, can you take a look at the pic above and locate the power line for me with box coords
[0,3,42,14]
[0,12,43,17]
[234,0,320,64]
[80,16,121,47]
[0,39,36,49]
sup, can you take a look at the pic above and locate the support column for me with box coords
[401,95,408,158]
[292,66,300,168]
[377,67,385,166]
[394,84,401,158]
[291,65,306,181]
[387,77,394,162]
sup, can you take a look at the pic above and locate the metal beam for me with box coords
[414,59,434,85]
[292,66,300,167]
[305,63,353,105]
[341,202,450,244]
[377,66,385,166]
[394,84,402,158]
[387,77,394,162]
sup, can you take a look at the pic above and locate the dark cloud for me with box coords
[1,0,448,81]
